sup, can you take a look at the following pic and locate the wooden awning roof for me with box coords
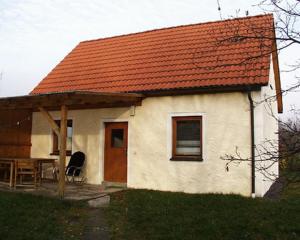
[0,91,144,111]
[0,91,144,198]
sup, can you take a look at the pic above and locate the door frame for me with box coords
[100,119,130,184]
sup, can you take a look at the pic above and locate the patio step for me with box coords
[101,181,127,189]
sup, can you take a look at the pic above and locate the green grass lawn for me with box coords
[0,175,299,240]
[0,191,87,240]
[105,186,300,240]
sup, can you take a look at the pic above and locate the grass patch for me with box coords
[0,191,88,240]
[1,173,300,240]
[105,189,300,240]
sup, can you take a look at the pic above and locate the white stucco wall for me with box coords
[252,56,279,197]
[31,92,254,196]
[31,108,131,184]
[128,93,252,195]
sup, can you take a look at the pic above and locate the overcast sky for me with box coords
[0,0,299,116]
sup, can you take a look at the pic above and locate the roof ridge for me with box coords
[81,13,273,44]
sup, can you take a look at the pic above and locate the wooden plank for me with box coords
[2,100,143,111]
[31,101,142,111]
[272,42,283,113]
[58,105,67,199]
[0,109,32,158]
[9,161,14,188]
[0,92,144,110]
[38,107,60,136]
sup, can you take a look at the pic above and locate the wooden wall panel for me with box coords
[0,110,32,158]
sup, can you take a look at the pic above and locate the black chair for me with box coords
[65,151,86,183]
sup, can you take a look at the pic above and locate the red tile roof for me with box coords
[31,14,276,95]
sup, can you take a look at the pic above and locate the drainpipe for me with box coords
[247,91,255,198]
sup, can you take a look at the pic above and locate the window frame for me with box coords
[51,119,73,156]
[171,116,203,161]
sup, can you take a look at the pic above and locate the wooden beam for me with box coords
[58,105,68,199]
[38,107,60,136]
[31,101,142,112]
[0,92,144,111]
[272,42,283,113]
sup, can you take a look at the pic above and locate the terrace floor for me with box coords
[0,180,124,200]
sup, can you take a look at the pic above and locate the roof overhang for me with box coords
[271,41,283,114]
[0,91,144,111]
[269,20,283,114]
[140,84,263,96]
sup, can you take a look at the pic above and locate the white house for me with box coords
[1,14,282,197]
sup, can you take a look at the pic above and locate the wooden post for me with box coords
[58,105,68,199]
[38,107,60,136]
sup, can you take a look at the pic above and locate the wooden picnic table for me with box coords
[0,157,57,187]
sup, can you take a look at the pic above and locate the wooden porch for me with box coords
[0,91,143,198]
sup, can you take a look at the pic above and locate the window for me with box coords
[111,129,124,148]
[51,120,73,156]
[171,116,202,161]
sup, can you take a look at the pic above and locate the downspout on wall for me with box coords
[247,91,256,198]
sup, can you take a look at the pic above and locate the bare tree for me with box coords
[193,0,300,76]
[222,109,300,183]
[214,1,300,186]
[260,0,300,60]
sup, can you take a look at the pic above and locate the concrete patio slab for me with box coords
[0,180,124,201]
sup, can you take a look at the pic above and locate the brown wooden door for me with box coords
[104,122,128,183]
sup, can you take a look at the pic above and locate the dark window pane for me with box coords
[111,129,124,148]
[177,121,200,140]
[53,120,73,152]
[67,126,73,151]
[176,120,201,156]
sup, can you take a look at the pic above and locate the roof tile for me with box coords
[31,14,275,94]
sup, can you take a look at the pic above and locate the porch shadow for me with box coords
[0,180,123,201]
